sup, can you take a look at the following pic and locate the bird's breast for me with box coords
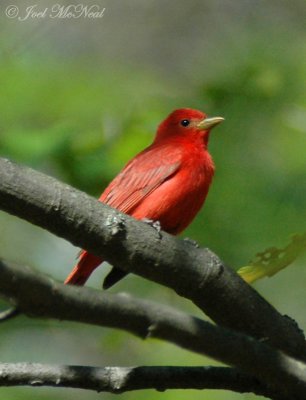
[132,149,214,235]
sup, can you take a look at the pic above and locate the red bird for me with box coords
[65,108,224,289]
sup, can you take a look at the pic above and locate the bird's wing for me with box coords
[99,144,182,214]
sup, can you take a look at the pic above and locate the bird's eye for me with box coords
[180,119,190,127]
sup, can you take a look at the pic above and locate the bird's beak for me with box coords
[197,116,224,130]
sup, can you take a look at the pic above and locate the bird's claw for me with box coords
[142,218,162,236]
[183,237,199,248]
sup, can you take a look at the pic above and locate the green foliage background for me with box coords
[1,1,306,399]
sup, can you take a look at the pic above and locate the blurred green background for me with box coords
[1,0,306,399]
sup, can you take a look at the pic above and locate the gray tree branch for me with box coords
[0,157,306,398]
[0,363,274,397]
[0,157,304,356]
[0,259,305,399]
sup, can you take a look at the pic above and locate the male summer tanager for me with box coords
[65,108,224,289]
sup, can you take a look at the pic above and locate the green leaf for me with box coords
[238,233,306,284]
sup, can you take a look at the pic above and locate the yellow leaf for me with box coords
[238,233,306,284]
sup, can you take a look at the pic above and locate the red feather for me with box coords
[65,108,223,288]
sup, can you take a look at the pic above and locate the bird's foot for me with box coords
[142,218,162,237]
[183,237,199,248]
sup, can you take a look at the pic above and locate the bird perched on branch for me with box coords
[65,108,224,289]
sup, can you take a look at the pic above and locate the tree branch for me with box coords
[0,157,304,358]
[0,259,306,399]
[0,363,275,397]
[2,157,306,397]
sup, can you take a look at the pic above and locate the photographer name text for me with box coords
[5,4,106,21]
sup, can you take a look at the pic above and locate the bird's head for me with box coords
[155,108,224,147]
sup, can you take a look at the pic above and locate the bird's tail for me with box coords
[103,267,128,289]
[64,250,102,286]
